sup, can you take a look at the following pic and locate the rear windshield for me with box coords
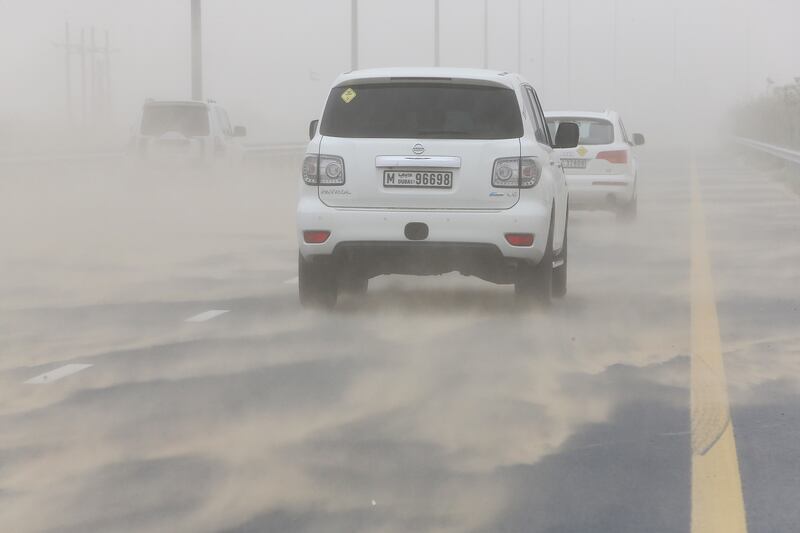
[141,104,210,137]
[546,117,615,145]
[320,83,523,139]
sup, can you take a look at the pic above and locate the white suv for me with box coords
[130,100,247,168]
[545,111,645,219]
[297,68,579,308]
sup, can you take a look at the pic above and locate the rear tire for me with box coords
[515,213,554,306]
[298,253,338,309]
[339,274,369,296]
[553,210,568,298]
[617,189,638,222]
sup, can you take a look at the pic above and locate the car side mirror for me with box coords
[309,119,319,140]
[233,125,247,138]
[633,133,645,146]
[553,122,580,149]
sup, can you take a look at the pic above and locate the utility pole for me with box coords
[191,0,203,100]
[351,0,359,70]
[55,24,116,127]
[434,0,440,67]
[483,0,489,69]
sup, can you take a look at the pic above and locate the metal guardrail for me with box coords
[0,151,126,164]
[0,142,307,165]
[240,142,306,159]
[734,137,800,165]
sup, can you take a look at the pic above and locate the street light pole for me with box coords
[90,27,96,118]
[191,0,203,100]
[672,5,678,85]
[541,0,546,94]
[434,0,440,66]
[351,0,359,70]
[567,0,572,105]
[483,0,489,69]
[80,28,86,123]
[517,0,522,74]
[612,0,618,106]
[105,30,111,118]
[64,22,72,125]
[744,0,751,97]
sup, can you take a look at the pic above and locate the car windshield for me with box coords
[141,104,210,137]
[320,83,523,139]
[547,117,615,145]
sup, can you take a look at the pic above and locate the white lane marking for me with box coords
[25,364,93,384]
[185,309,229,323]
[283,276,299,285]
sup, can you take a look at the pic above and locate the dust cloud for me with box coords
[2,1,799,533]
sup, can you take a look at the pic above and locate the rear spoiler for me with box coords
[335,77,511,89]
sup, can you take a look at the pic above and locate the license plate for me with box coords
[383,170,453,189]
[561,158,587,169]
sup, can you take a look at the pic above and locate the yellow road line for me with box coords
[690,160,748,533]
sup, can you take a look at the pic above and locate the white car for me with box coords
[297,68,579,309]
[129,99,247,168]
[545,111,644,219]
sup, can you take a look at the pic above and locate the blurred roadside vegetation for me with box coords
[731,79,800,149]
[730,80,800,195]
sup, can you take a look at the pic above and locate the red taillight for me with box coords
[303,230,330,244]
[505,233,535,247]
[596,150,628,164]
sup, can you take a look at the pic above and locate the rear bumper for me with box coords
[297,196,551,277]
[328,241,522,283]
[566,173,635,209]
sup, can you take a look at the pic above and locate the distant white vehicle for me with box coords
[129,100,247,168]
[545,111,644,220]
[296,68,580,308]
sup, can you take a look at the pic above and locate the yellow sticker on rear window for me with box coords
[341,88,357,103]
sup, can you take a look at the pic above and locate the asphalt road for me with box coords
[0,149,798,533]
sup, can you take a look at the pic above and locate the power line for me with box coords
[53,23,116,125]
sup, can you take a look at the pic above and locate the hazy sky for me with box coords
[2,0,799,144]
